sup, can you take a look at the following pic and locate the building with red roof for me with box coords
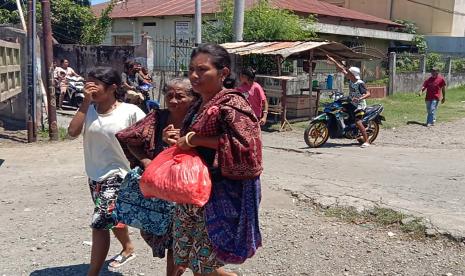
[91,0,414,71]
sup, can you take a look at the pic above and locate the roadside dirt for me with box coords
[1,118,465,275]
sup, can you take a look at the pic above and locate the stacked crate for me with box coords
[286,95,317,118]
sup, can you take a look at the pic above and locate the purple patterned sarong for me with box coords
[204,177,262,264]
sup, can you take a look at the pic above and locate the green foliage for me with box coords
[0,0,110,45]
[50,0,95,44]
[413,35,427,54]
[396,54,420,73]
[81,0,116,44]
[425,53,444,72]
[393,19,427,54]
[0,0,20,24]
[203,0,316,43]
[396,53,446,73]
[452,58,465,73]
[393,19,418,34]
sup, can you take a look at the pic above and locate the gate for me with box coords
[0,39,21,102]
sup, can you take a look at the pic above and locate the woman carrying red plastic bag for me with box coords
[169,44,263,276]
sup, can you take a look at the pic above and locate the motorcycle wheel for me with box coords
[304,121,329,148]
[357,121,380,144]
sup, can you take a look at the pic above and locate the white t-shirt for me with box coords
[83,102,146,181]
[54,66,77,78]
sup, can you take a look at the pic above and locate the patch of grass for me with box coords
[370,207,405,226]
[38,127,68,141]
[323,206,426,238]
[324,206,365,224]
[401,218,427,239]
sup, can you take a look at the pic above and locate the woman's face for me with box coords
[85,77,115,103]
[239,74,249,85]
[189,53,229,98]
[165,84,194,115]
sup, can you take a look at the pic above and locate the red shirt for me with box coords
[237,82,266,119]
[423,76,446,101]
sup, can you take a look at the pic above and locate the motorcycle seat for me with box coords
[365,104,382,115]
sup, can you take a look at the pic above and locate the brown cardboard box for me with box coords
[286,107,316,118]
[286,95,316,110]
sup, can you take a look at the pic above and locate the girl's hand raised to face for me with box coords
[84,82,98,101]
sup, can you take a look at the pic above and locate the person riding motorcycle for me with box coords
[121,61,145,106]
[327,55,371,148]
[54,59,81,110]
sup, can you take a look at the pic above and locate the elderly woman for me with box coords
[171,44,263,276]
[116,78,197,276]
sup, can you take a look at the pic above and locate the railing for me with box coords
[0,39,21,102]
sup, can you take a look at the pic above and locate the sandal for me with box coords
[108,252,136,269]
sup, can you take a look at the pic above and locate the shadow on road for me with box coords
[0,159,4,167]
[30,263,123,276]
[407,121,426,126]
[302,141,360,149]
[0,132,28,143]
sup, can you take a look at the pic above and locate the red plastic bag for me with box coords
[140,147,212,207]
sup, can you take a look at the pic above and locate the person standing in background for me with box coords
[419,67,446,127]
[237,67,269,125]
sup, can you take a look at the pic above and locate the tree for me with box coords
[0,0,112,45]
[393,19,427,54]
[81,0,116,44]
[50,0,95,44]
[0,0,20,25]
[203,0,316,43]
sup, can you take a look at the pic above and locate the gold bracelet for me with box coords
[185,131,197,148]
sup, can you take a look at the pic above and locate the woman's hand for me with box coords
[140,158,152,169]
[176,136,191,151]
[260,113,267,126]
[162,124,180,146]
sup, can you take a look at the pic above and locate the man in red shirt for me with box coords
[419,67,446,126]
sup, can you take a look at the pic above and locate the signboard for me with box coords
[175,21,191,38]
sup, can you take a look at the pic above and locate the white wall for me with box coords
[107,16,195,46]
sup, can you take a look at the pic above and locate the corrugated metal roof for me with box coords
[92,0,400,27]
[220,41,374,60]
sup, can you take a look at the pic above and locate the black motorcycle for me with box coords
[304,92,385,148]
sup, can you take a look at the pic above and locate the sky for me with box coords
[91,0,108,4]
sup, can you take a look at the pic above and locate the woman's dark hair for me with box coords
[190,43,231,71]
[223,77,236,89]
[241,67,256,81]
[124,60,135,72]
[87,67,124,100]
[190,43,232,88]
[60,59,68,64]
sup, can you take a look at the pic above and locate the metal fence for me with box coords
[390,52,465,94]
[152,37,195,71]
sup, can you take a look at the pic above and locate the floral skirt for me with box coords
[172,204,224,274]
[88,174,125,230]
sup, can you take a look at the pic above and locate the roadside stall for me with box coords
[221,41,374,131]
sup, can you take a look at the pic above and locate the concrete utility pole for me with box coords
[233,0,245,42]
[16,0,27,32]
[41,0,58,140]
[27,0,37,142]
[195,0,202,45]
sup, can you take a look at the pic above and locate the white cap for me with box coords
[348,67,361,80]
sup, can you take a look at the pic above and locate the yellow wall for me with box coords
[320,0,465,36]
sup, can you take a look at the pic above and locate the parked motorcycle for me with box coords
[56,76,85,108]
[304,92,385,148]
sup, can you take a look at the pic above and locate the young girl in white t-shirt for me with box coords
[68,67,146,275]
